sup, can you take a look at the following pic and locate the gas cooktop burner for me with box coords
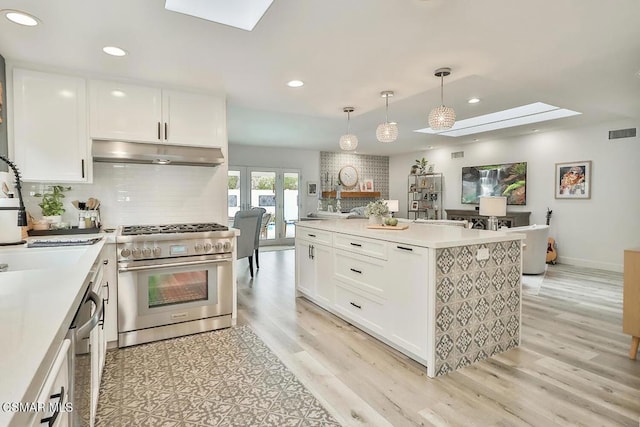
[121,222,229,236]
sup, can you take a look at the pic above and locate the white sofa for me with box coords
[503,224,550,275]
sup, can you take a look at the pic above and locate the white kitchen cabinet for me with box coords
[101,244,118,344]
[295,233,334,308]
[89,80,225,147]
[12,68,90,183]
[386,242,429,359]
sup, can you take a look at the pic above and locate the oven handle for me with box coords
[118,257,231,273]
[76,291,103,340]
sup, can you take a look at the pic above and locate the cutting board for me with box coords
[366,224,409,230]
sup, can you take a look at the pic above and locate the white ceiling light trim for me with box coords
[468,97,480,104]
[4,10,39,26]
[103,46,127,57]
[416,102,581,137]
[287,80,304,88]
[165,0,273,31]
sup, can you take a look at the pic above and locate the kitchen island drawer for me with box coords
[334,249,386,298]
[297,228,333,245]
[334,233,387,260]
[334,282,385,335]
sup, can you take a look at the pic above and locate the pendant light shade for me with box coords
[339,107,358,151]
[428,67,456,130]
[376,91,398,143]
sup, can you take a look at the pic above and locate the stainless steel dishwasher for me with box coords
[69,258,105,427]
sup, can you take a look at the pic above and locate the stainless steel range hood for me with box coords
[92,140,224,167]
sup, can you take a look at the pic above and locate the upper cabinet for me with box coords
[89,80,226,147]
[12,68,90,183]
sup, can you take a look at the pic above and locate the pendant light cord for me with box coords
[385,95,389,123]
[346,110,351,134]
[440,74,444,106]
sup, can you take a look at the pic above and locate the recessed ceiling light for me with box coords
[532,128,539,132]
[102,46,127,57]
[4,10,39,26]
[415,102,581,137]
[468,98,480,104]
[110,90,126,97]
[473,138,479,142]
[427,146,434,149]
[287,80,304,88]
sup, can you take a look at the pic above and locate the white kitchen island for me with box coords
[295,219,525,377]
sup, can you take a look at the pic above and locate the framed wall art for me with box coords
[555,161,591,199]
[307,181,318,197]
[410,200,419,211]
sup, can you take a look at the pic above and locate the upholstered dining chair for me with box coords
[233,207,266,278]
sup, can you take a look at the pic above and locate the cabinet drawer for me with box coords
[335,250,386,298]
[334,233,387,260]
[297,228,333,245]
[335,283,385,335]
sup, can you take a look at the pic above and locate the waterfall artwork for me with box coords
[461,162,527,205]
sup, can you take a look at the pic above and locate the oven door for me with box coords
[118,254,233,333]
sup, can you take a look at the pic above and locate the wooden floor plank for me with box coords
[236,249,640,426]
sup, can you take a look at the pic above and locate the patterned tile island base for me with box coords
[434,240,522,377]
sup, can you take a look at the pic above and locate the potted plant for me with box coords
[413,157,428,174]
[35,185,71,224]
[364,199,390,225]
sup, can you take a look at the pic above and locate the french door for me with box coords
[228,167,300,245]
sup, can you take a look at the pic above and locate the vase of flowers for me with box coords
[364,199,389,225]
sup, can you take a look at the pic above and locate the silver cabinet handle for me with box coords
[77,291,103,339]
[119,257,229,272]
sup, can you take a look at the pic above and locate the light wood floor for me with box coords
[236,249,640,427]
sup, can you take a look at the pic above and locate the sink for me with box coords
[0,247,86,272]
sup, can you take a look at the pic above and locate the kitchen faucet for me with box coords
[0,155,28,226]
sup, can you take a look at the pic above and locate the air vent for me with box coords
[609,128,636,140]
[451,151,464,159]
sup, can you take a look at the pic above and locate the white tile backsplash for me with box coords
[22,162,227,227]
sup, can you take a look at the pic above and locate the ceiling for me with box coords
[0,0,639,156]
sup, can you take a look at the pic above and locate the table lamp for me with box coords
[384,200,399,217]
[479,196,506,231]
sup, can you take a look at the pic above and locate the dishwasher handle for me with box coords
[76,291,103,340]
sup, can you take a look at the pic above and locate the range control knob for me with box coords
[142,247,152,257]
[194,243,204,253]
[153,247,161,257]
[132,248,142,258]
[215,242,223,252]
[223,241,231,252]
[120,248,131,258]
[204,243,212,251]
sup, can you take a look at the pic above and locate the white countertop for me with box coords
[296,219,525,248]
[0,236,106,427]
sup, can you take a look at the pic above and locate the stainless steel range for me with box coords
[116,222,236,347]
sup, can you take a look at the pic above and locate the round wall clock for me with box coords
[338,165,359,188]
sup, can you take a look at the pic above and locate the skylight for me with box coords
[165,0,274,31]
[415,102,581,137]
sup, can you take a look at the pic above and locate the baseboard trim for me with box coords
[556,256,623,273]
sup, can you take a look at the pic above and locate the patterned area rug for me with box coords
[96,326,340,426]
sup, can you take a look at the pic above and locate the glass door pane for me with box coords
[251,170,276,241]
[227,169,241,224]
[283,172,299,239]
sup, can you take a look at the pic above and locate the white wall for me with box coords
[228,144,320,217]
[390,120,640,272]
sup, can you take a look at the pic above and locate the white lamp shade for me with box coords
[479,196,507,217]
[376,122,398,143]
[384,199,399,212]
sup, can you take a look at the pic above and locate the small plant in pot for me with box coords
[364,199,390,225]
[35,185,71,224]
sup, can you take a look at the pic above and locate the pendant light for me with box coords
[339,107,358,151]
[428,67,456,130]
[376,91,398,143]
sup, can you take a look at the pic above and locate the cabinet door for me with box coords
[295,240,315,296]
[162,90,226,147]
[387,242,429,358]
[313,243,334,307]
[89,80,162,142]
[101,245,118,344]
[13,69,89,182]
